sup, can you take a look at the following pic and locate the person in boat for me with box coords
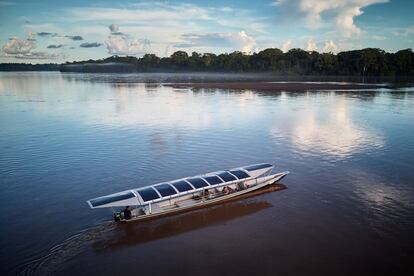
[209,188,218,196]
[123,206,132,220]
[237,182,246,191]
[204,189,210,197]
[222,186,229,194]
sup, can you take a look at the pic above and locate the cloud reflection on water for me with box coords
[73,84,263,130]
[0,74,260,130]
[0,73,386,159]
[271,94,384,159]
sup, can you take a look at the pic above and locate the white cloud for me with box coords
[303,39,338,52]
[281,39,292,52]
[1,36,62,59]
[105,24,151,56]
[2,37,35,54]
[176,31,256,53]
[105,36,151,56]
[236,31,256,53]
[335,6,363,36]
[323,40,338,52]
[64,2,266,57]
[306,39,318,51]
[275,0,388,37]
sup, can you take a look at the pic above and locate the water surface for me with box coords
[0,72,413,275]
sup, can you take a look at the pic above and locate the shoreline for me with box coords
[2,71,413,89]
[168,82,392,91]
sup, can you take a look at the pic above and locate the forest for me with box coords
[1,48,413,76]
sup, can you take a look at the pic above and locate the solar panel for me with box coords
[217,172,237,182]
[186,177,209,188]
[154,183,177,197]
[243,163,272,171]
[203,175,223,185]
[89,191,135,207]
[171,180,194,192]
[137,187,160,202]
[229,170,250,179]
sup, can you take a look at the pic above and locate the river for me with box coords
[0,72,413,275]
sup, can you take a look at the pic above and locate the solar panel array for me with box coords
[136,169,254,202]
[89,164,273,206]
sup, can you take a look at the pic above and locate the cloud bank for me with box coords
[105,24,151,56]
[176,31,256,53]
[3,37,34,54]
[2,37,61,59]
[275,0,388,36]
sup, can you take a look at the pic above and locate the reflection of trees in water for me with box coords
[144,83,161,92]
[334,91,378,101]
[190,87,283,99]
[390,91,412,101]
[0,72,62,102]
[92,184,286,252]
[60,72,414,84]
[59,72,274,84]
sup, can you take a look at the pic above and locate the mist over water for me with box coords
[0,72,413,275]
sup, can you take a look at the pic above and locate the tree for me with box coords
[170,51,189,68]
[250,48,283,71]
[390,49,413,76]
[201,53,216,69]
[138,54,160,71]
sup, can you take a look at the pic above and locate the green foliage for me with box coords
[2,48,414,76]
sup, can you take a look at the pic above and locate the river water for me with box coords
[0,72,413,275]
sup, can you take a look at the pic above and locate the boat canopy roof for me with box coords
[87,163,273,209]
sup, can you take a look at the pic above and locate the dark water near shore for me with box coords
[1,72,414,275]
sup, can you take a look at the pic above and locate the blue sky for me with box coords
[0,0,413,63]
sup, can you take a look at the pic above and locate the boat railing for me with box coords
[133,174,272,215]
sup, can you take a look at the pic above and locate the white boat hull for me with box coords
[121,171,288,223]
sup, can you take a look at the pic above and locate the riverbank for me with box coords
[168,82,390,91]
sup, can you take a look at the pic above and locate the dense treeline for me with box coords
[0,63,60,71]
[2,48,414,76]
[63,48,414,76]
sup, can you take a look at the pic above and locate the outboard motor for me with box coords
[113,212,122,222]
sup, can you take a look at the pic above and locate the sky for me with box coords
[0,0,413,63]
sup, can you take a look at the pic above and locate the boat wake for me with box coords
[16,222,115,276]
